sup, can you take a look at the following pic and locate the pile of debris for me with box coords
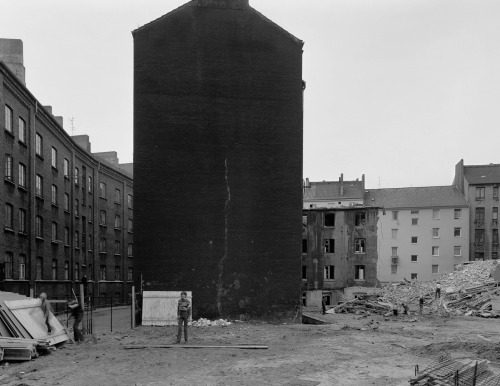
[329,299,392,315]
[410,357,500,385]
[191,318,232,327]
[381,261,500,317]
[0,291,70,362]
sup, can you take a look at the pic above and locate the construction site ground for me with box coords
[1,311,499,386]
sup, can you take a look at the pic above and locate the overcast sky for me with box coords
[2,0,499,189]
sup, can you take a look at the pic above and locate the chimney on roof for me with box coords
[362,174,365,190]
[339,173,344,196]
[0,38,26,85]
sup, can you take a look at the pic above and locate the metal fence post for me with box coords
[132,286,136,329]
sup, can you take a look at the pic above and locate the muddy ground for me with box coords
[1,312,499,386]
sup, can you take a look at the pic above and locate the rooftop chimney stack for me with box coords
[340,173,344,196]
[0,39,26,85]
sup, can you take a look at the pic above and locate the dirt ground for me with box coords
[1,312,499,386]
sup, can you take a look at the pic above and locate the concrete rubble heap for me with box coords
[381,261,500,317]
[191,318,232,327]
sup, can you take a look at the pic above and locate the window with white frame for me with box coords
[64,261,69,280]
[411,236,418,244]
[99,182,106,198]
[4,105,13,132]
[100,210,106,225]
[127,243,133,257]
[476,187,485,199]
[5,154,13,181]
[115,240,121,255]
[18,163,26,187]
[432,265,439,274]
[19,209,26,233]
[114,215,121,229]
[391,247,398,256]
[411,218,418,226]
[5,203,13,229]
[432,228,439,238]
[35,133,43,156]
[74,167,79,185]
[51,147,57,168]
[115,188,121,203]
[355,265,365,280]
[411,255,418,262]
[35,174,43,197]
[51,222,58,242]
[64,227,70,246]
[454,227,461,237]
[18,118,26,143]
[88,176,92,193]
[432,246,439,256]
[5,252,13,279]
[324,265,334,280]
[19,255,26,279]
[128,194,133,209]
[411,273,418,280]
[354,238,365,253]
[454,246,462,256]
[433,209,440,220]
[324,239,334,253]
[392,211,398,220]
[52,259,57,280]
[391,265,397,275]
[454,209,461,219]
[410,210,419,215]
[51,185,58,205]
[63,159,69,178]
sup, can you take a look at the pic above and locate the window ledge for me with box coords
[18,140,27,147]
[18,231,28,237]
[99,252,107,255]
[35,195,44,201]
[52,166,58,172]
[5,177,15,186]
[35,236,44,241]
[4,227,15,234]
[114,227,121,231]
[52,203,59,209]
[18,185,28,192]
[36,154,44,161]
[354,252,366,255]
[64,244,70,248]
[4,129,14,138]
[114,253,121,257]
[127,230,133,234]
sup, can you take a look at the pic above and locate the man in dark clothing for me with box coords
[322,297,327,315]
[68,300,85,342]
[176,291,190,343]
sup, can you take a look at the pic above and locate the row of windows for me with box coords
[302,238,366,253]
[476,186,499,200]
[392,209,462,221]
[474,207,498,221]
[4,105,27,143]
[391,248,462,260]
[390,265,440,276]
[3,253,133,281]
[303,212,367,228]
[474,229,499,243]
[5,202,133,235]
[391,228,463,239]
[302,264,366,281]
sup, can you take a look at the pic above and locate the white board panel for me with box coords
[3,299,69,345]
[142,291,192,326]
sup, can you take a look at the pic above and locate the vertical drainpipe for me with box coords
[29,101,37,297]
[121,177,126,303]
[71,150,75,289]
[96,161,100,297]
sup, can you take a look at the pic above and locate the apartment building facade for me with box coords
[454,160,499,260]
[367,186,469,282]
[302,175,379,306]
[1,44,133,302]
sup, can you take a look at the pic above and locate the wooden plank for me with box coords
[142,291,192,326]
[124,344,268,349]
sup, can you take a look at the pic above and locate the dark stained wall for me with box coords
[133,1,303,318]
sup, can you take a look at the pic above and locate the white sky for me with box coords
[1,0,499,189]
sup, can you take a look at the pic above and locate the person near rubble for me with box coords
[67,299,85,343]
[401,302,409,315]
[435,282,441,301]
[176,291,191,344]
[39,292,52,334]
[419,296,424,316]
[322,297,327,315]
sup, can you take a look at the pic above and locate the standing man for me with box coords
[322,297,327,315]
[39,293,52,334]
[176,291,190,344]
[419,296,424,316]
[68,300,85,342]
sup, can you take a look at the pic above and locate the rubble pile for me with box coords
[381,261,500,317]
[191,318,232,327]
[331,299,392,315]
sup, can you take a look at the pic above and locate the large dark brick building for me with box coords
[1,40,133,303]
[133,0,304,318]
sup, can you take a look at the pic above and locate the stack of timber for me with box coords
[0,292,70,362]
[410,358,500,386]
[330,299,392,315]
[381,261,500,317]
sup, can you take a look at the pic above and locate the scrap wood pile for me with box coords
[410,358,500,386]
[191,318,232,327]
[381,261,500,317]
[0,291,70,362]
